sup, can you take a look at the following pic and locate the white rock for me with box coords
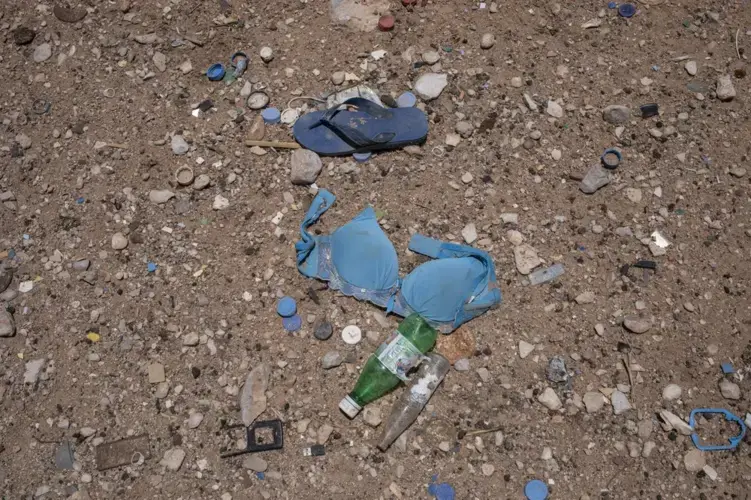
[240,363,270,426]
[546,100,563,118]
[461,223,478,244]
[510,77,523,88]
[259,46,274,63]
[583,392,605,413]
[642,441,656,458]
[414,73,448,101]
[684,60,697,76]
[538,387,562,410]
[33,43,52,63]
[611,390,631,415]
[658,410,694,435]
[602,105,630,124]
[719,379,741,400]
[182,332,199,346]
[662,384,682,401]
[179,60,193,74]
[24,358,46,384]
[149,190,175,204]
[481,463,495,476]
[153,52,167,72]
[422,50,440,65]
[551,149,562,161]
[213,195,229,210]
[171,135,189,155]
[160,448,186,471]
[187,412,204,429]
[625,188,642,203]
[445,133,461,147]
[363,407,382,427]
[111,233,128,250]
[684,449,705,472]
[518,340,535,359]
[243,455,268,472]
[480,33,495,49]
[290,149,323,185]
[331,71,345,85]
[513,244,542,275]
[0,310,16,338]
[575,291,595,304]
[716,75,736,101]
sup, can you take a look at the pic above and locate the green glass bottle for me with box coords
[339,314,438,419]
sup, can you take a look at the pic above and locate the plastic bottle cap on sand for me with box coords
[282,314,302,332]
[397,91,417,108]
[618,3,636,17]
[601,148,622,169]
[207,63,226,81]
[277,296,297,317]
[353,152,372,162]
[524,480,549,500]
[341,325,362,344]
[261,108,281,124]
[378,15,395,31]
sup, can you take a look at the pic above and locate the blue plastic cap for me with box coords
[261,107,281,124]
[618,3,636,17]
[608,1,617,8]
[282,314,302,332]
[277,296,297,317]
[428,482,455,500]
[397,91,417,108]
[353,152,372,163]
[525,480,549,500]
[207,63,226,81]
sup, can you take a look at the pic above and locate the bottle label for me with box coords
[377,331,423,381]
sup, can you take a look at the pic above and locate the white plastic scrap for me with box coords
[651,230,671,248]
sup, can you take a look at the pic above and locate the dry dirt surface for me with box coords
[1,0,750,499]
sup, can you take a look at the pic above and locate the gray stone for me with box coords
[684,449,705,472]
[317,423,334,444]
[290,149,323,185]
[623,316,651,334]
[716,75,736,101]
[662,384,682,401]
[513,244,542,275]
[611,390,631,415]
[461,223,477,244]
[33,43,52,63]
[414,73,448,101]
[153,52,167,72]
[213,195,229,210]
[422,50,440,65]
[684,60,697,76]
[602,105,630,124]
[193,174,211,190]
[187,412,204,429]
[546,356,568,383]
[518,340,535,359]
[580,165,611,194]
[72,260,90,272]
[240,363,270,426]
[0,309,16,337]
[322,351,344,369]
[331,71,345,85]
[575,291,595,304]
[538,387,562,410]
[455,121,473,138]
[159,448,186,471]
[243,455,268,472]
[363,407,382,427]
[171,135,189,155]
[182,332,199,346]
[719,379,741,400]
[546,100,563,118]
[330,0,390,32]
[314,322,334,341]
[638,419,653,439]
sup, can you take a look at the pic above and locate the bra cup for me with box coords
[401,257,486,323]
[330,207,399,291]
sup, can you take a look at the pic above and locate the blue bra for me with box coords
[295,189,502,333]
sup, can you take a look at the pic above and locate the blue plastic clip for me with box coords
[689,408,746,451]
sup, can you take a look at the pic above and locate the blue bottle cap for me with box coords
[207,63,226,81]
[618,3,636,17]
[601,148,622,169]
[277,296,297,317]
[396,91,417,108]
[353,152,372,162]
[608,1,617,8]
[282,314,302,332]
[524,480,548,500]
[261,107,281,124]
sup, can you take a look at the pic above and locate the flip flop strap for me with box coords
[313,98,396,149]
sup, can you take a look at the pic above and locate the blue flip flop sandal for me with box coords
[293,97,428,156]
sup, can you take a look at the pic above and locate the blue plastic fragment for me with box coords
[147,262,158,273]
[608,1,617,8]
[255,472,265,480]
[396,91,417,108]
[261,107,281,124]
[721,362,734,374]
[353,152,372,163]
[207,63,226,81]
[277,296,297,317]
[525,479,549,500]
[689,408,746,451]
[8,249,16,258]
[76,197,85,204]
[428,475,455,500]
[230,51,248,77]
[282,314,302,332]
[618,3,636,17]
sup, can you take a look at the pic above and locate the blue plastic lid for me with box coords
[261,107,281,124]
[397,91,417,108]
[207,63,226,81]
[353,152,372,162]
[277,296,297,317]
[282,314,302,332]
[524,480,549,500]
[608,1,617,8]
[618,3,636,17]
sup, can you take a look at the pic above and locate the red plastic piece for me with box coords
[378,15,395,31]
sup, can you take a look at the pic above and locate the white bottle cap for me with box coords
[338,395,362,419]
[341,325,362,345]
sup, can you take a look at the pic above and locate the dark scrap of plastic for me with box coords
[689,408,746,451]
[198,99,214,112]
[633,260,657,270]
[220,419,284,458]
[640,103,659,118]
[32,99,51,115]
[303,444,326,456]
[428,475,456,500]
[55,441,75,470]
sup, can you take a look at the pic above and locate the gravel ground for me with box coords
[1,1,750,499]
